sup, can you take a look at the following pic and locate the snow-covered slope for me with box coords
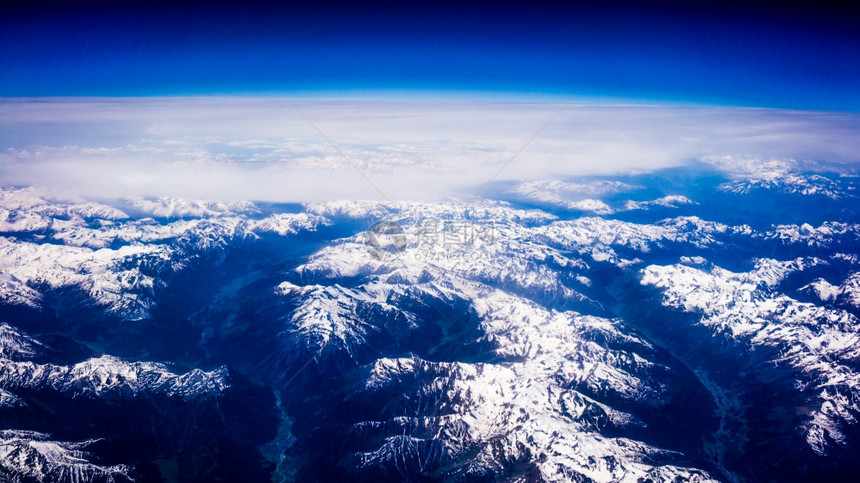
[0,430,134,483]
[267,193,860,479]
[271,202,723,480]
[534,215,749,266]
[350,290,717,481]
[1,173,859,481]
[507,180,636,213]
[802,272,860,309]
[702,156,858,199]
[0,188,328,319]
[0,322,267,480]
[0,237,166,317]
[0,323,230,400]
[764,222,860,247]
[0,188,128,221]
[125,197,260,218]
[624,195,696,210]
[0,355,230,399]
[0,323,44,362]
[642,259,860,456]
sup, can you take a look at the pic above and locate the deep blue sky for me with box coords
[1,1,858,110]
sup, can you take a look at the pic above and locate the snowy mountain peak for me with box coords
[125,196,261,218]
[0,323,44,361]
[0,430,135,483]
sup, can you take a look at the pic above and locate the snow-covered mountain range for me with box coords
[0,160,858,481]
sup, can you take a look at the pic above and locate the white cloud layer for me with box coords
[0,97,858,202]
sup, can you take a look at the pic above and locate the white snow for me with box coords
[624,195,696,210]
[279,201,719,480]
[126,196,259,218]
[0,430,134,482]
[642,259,860,455]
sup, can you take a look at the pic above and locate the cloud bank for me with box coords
[1,97,858,202]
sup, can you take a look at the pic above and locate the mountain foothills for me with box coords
[0,159,858,482]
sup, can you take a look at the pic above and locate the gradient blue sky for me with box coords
[1,2,858,110]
